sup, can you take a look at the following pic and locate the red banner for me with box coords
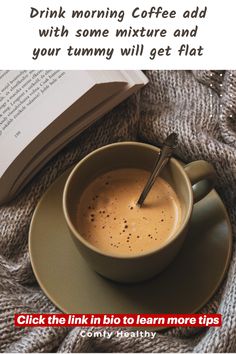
[14,313,222,327]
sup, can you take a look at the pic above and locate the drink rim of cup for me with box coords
[63,141,193,260]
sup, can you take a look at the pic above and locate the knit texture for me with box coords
[0,70,235,352]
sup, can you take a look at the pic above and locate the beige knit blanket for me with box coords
[0,71,235,352]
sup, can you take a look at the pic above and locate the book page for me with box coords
[0,70,132,179]
[0,70,100,176]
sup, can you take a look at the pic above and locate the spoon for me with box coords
[136,133,178,207]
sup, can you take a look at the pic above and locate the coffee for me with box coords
[76,168,181,256]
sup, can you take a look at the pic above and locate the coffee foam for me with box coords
[76,168,181,256]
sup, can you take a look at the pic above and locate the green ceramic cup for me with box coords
[63,142,216,283]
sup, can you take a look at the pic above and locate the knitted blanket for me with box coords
[0,70,235,352]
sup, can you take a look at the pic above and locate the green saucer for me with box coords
[29,169,232,315]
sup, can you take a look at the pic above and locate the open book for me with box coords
[0,70,148,204]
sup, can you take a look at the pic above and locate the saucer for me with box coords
[29,168,232,316]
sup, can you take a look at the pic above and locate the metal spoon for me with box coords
[136,133,178,207]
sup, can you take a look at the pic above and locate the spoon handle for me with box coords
[137,133,178,207]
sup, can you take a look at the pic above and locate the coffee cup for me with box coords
[63,142,216,283]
